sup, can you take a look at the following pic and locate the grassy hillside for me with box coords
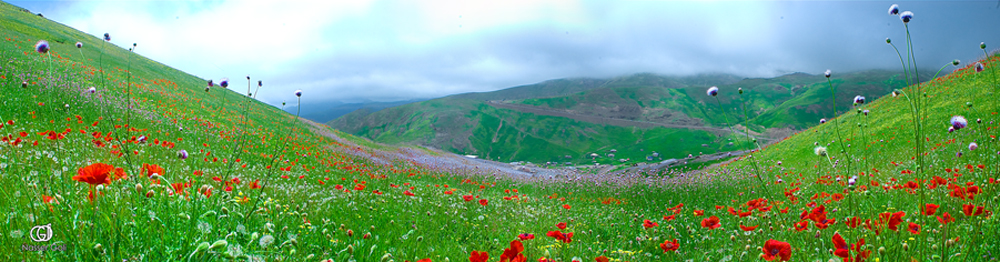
[3,1,999,262]
[332,70,921,165]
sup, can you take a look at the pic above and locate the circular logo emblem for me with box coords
[29,223,53,242]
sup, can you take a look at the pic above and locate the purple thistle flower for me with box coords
[220,78,229,88]
[707,86,719,97]
[969,142,978,151]
[820,118,827,124]
[178,150,189,159]
[75,42,83,48]
[295,90,302,97]
[976,62,984,73]
[951,115,968,130]
[948,126,955,133]
[863,109,869,116]
[899,11,913,23]
[103,33,111,41]
[853,95,865,104]
[207,79,214,87]
[888,4,899,15]
[956,151,963,158]
[88,87,96,93]
[35,40,49,53]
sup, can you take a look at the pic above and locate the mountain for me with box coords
[329,70,929,165]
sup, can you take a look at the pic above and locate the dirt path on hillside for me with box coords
[486,101,774,141]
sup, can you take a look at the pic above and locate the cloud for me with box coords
[14,0,1000,106]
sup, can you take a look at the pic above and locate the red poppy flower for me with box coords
[499,240,526,262]
[562,204,571,210]
[595,256,609,262]
[660,238,679,252]
[113,167,128,181]
[517,233,535,241]
[761,239,792,261]
[808,205,828,223]
[546,230,573,243]
[832,233,850,259]
[701,216,721,229]
[923,203,940,216]
[479,199,488,206]
[469,251,489,262]
[962,204,985,216]
[141,163,165,178]
[937,212,955,224]
[403,190,415,196]
[643,219,658,229]
[907,222,921,234]
[693,210,705,216]
[463,195,474,202]
[663,214,676,221]
[844,216,861,228]
[73,163,113,185]
[739,224,759,231]
[884,211,905,231]
[556,222,567,230]
[794,221,808,231]
[249,179,261,189]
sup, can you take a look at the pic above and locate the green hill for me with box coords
[330,70,924,165]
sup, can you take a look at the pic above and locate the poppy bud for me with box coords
[381,253,392,262]
[363,232,371,239]
[346,244,354,254]
[903,243,909,251]
[946,239,955,248]
[886,38,891,44]
[145,190,155,198]
[878,246,885,255]
[953,59,960,66]
[982,42,987,50]
[347,229,354,237]
[22,81,27,88]
[194,242,209,253]
[136,183,143,193]
[93,243,104,252]
[210,240,228,250]
[738,88,743,94]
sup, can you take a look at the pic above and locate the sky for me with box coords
[10,0,1000,107]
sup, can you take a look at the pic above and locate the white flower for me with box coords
[951,115,968,130]
[899,11,913,23]
[707,86,719,97]
[259,235,275,248]
[824,69,831,78]
[88,87,96,93]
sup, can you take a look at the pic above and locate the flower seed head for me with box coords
[888,4,899,15]
[75,42,83,48]
[707,86,719,97]
[35,40,50,53]
[814,146,828,156]
[824,69,831,78]
[899,11,913,23]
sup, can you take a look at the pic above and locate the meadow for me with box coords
[1,2,999,262]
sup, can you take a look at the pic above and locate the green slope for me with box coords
[331,70,925,165]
